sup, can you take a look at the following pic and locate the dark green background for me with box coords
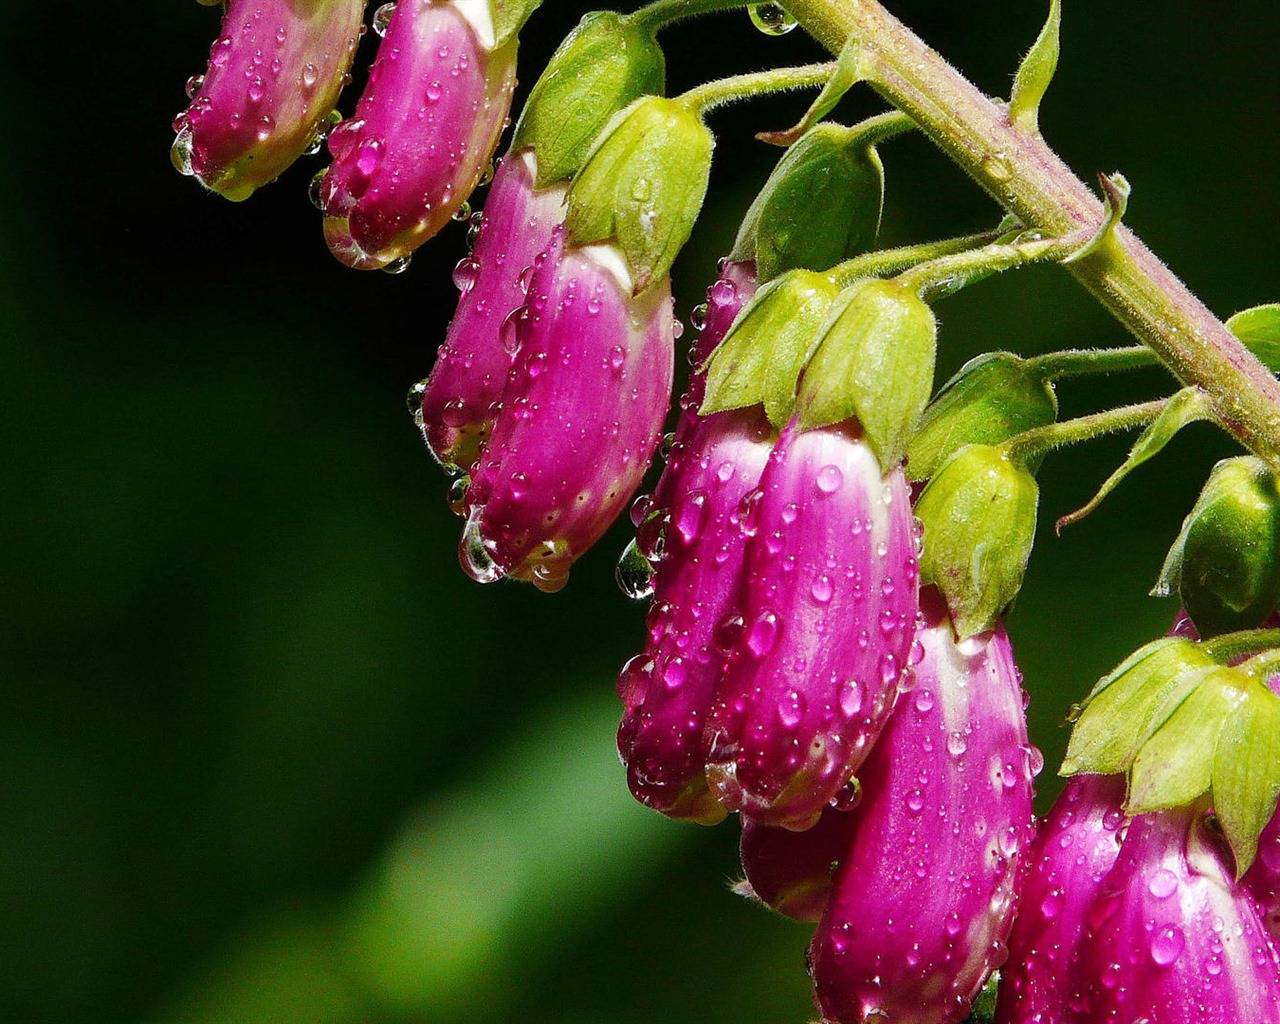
[3,2,1277,1022]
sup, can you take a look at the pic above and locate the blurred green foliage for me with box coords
[1,2,1277,1022]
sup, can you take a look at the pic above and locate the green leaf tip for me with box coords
[492,0,542,48]
[756,33,866,147]
[794,278,937,471]
[512,11,666,187]
[565,96,713,293]
[700,270,841,428]
[1009,0,1061,135]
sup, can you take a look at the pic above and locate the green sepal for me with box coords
[492,0,541,48]
[1214,684,1280,877]
[913,445,1038,638]
[566,96,713,294]
[906,352,1058,482]
[1056,387,1211,531]
[510,12,665,187]
[757,34,865,147]
[700,270,841,428]
[1156,456,1280,638]
[1128,667,1250,813]
[1008,0,1061,134]
[1061,637,1215,776]
[795,278,937,470]
[1226,303,1280,373]
[731,124,884,283]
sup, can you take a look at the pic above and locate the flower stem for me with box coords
[1026,346,1156,380]
[895,230,1084,302]
[1203,629,1280,665]
[782,0,1280,466]
[1002,399,1167,463]
[830,227,1010,287]
[678,63,836,116]
[627,0,752,32]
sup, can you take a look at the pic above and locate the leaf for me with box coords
[1056,387,1210,532]
[492,0,542,48]
[1063,172,1130,265]
[1009,0,1061,134]
[756,35,866,147]
[1061,638,1212,776]
[1226,303,1280,374]
[1128,668,1250,813]
[1213,684,1280,877]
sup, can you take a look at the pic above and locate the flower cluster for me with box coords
[173,2,1280,1021]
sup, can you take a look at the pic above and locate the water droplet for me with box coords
[947,731,968,758]
[609,345,627,371]
[615,538,655,601]
[711,277,737,306]
[452,256,480,295]
[663,658,688,691]
[746,611,779,657]
[1148,868,1179,900]
[816,464,844,493]
[690,303,708,332]
[452,200,472,222]
[748,2,799,35]
[777,690,806,728]
[914,689,934,713]
[466,211,484,250]
[839,679,864,717]
[382,255,412,275]
[170,127,195,176]
[982,152,1013,183]
[355,137,383,177]
[478,161,495,187]
[906,788,925,813]
[460,508,503,584]
[426,80,444,103]
[185,74,205,99]
[1150,924,1185,966]
[372,2,396,36]
[447,475,469,516]
[810,574,833,604]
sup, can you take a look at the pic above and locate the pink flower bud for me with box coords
[461,227,674,592]
[615,260,764,823]
[810,590,1036,1024]
[703,421,919,830]
[1086,806,1280,1023]
[173,0,364,201]
[319,0,518,270]
[737,807,854,921]
[995,773,1128,1024]
[413,148,568,473]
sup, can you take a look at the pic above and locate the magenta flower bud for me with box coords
[319,0,518,270]
[412,148,568,473]
[994,773,1128,1024]
[1086,806,1280,1023]
[616,409,774,823]
[173,0,364,201]
[461,227,674,592]
[737,807,854,921]
[703,420,919,830]
[809,591,1036,1024]
[614,260,764,824]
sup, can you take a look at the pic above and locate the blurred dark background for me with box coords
[2,2,1277,1022]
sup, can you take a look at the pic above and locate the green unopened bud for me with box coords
[794,278,937,470]
[914,445,1037,638]
[906,352,1058,482]
[731,124,883,283]
[1156,456,1280,637]
[1061,636,1217,777]
[566,96,713,294]
[700,269,840,428]
[511,12,665,187]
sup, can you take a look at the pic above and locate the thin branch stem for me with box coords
[783,0,1280,466]
[1002,399,1166,462]
[830,227,1010,286]
[626,0,751,32]
[1026,345,1156,380]
[677,63,836,116]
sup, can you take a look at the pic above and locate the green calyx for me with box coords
[731,122,885,283]
[906,352,1058,482]
[1156,456,1280,638]
[793,278,937,471]
[511,12,665,187]
[1063,631,1280,876]
[492,0,543,48]
[700,269,841,428]
[565,96,713,294]
[913,444,1038,639]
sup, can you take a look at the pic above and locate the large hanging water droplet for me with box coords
[185,74,205,99]
[452,200,473,222]
[461,508,503,584]
[748,3,798,35]
[170,127,196,176]
[372,2,396,37]
[308,167,329,210]
[382,255,412,275]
